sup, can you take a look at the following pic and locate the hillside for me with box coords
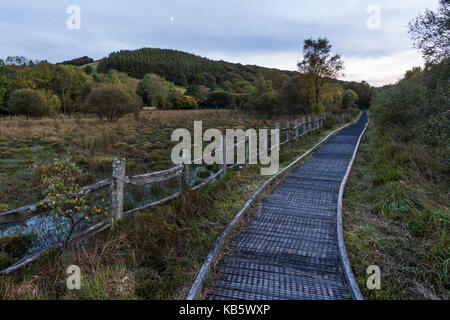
[97,47,298,86]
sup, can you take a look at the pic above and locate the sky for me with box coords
[0,0,439,86]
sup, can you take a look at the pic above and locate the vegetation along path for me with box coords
[203,112,368,300]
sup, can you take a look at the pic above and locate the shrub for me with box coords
[176,96,198,109]
[39,158,109,250]
[202,90,236,109]
[245,78,279,115]
[342,89,358,111]
[46,95,61,118]
[7,89,46,118]
[136,73,168,107]
[83,83,142,122]
[83,65,94,75]
[311,102,325,113]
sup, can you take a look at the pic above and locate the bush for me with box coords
[46,95,61,118]
[311,102,325,113]
[83,65,94,75]
[176,96,198,109]
[7,89,46,118]
[40,158,110,250]
[342,89,358,110]
[185,84,208,103]
[83,83,142,122]
[202,90,236,109]
[245,78,279,115]
[136,73,168,107]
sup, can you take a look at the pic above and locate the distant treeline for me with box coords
[59,56,94,66]
[97,48,297,87]
[0,44,373,121]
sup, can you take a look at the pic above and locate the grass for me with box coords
[0,113,349,300]
[342,117,449,300]
[0,109,314,211]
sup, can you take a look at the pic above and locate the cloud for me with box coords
[0,0,437,85]
[342,49,424,86]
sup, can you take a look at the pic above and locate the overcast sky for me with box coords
[0,0,439,86]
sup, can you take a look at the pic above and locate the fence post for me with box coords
[245,136,249,165]
[286,121,290,146]
[302,117,306,136]
[314,115,318,130]
[274,123,279,151]
[111,158,126,229]
[221,136,227,177]
[308,116,312,132]
[294,119,299,140]
[181,149,190,192]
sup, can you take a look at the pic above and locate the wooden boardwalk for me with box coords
[205,112,368,300]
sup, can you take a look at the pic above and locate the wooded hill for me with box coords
[97,48,297,87]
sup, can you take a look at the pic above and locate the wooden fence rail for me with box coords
[0,113,329,274]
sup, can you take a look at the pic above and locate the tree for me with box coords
[342,89,359,110]
[185,84,208,103]
[409,0,450,63]
[245,77,279,115]
[298,38,344,104]
[137,73,168,107]
[83,65,94,75]
[319,83,344,114]
[202,90,236,109]
[177,96,198,109]
[0,61,14,113]
[52,65,89,114]
[343,81,372,109]
[279,75,312,114]
[46,95,61,118]
[83,83,142,122]
[59,56,94,66]
[7,89,46,119]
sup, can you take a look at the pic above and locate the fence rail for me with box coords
[0,113,328,274]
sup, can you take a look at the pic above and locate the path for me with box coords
[204,112,368,300]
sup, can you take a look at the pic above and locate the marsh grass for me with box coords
[0,115,345,300]
[0,110,316,210]
[343,120,449,299]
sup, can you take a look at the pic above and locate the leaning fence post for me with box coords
[221,136,227,177]
[286,120,291,146]
[111,158,126,229]
[181,149,190,192]
[294,119,299,140]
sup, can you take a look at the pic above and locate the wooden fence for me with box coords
[0,114,326,274]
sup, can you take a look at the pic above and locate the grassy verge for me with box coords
[0,115,350,300]
[342,118,449,300]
